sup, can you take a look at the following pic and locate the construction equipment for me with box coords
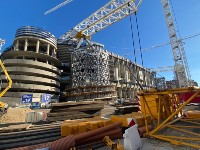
[103,136,124,150]
[0,39,12,111]
[52,0,191,88]
[161,0,191,87]
[44,0,73,15]
[138,87,200,149]
[58,0,142,47]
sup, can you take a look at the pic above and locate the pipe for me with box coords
[11,135,75,150]
[138,125,154,136]
[10,122,122,150]
[77,128,122,145]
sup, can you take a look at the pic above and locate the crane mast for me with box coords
[161,0,191,87]
[59,0,142,41]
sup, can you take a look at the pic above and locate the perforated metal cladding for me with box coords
[72,49,110,87]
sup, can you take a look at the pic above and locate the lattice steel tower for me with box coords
[161,0,191,87]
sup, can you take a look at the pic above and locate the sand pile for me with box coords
[0,108,34,123]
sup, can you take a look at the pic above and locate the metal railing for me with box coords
[15,26,57,47]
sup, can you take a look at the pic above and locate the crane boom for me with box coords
[60,0,142,41]
[161,0,190,87]
[44,0,73,15]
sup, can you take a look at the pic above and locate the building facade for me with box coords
[57,43,155,101]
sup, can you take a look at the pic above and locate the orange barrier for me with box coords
[61,117,112,137]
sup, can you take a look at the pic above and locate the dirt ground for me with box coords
[0,107,33,123]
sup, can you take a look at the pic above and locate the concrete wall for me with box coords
[108,52,155,99]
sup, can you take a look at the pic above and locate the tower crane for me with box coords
[45,0,191,88]
[58,0,142,45]
[161,0,191,87]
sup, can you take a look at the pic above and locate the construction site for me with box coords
[0,0,200,149]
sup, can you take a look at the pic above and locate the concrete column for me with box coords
[130,88,134,99]
[15,40,19,51]
[127,88,129,99]
[118,88,122,99]
[54,48,56,57]
[36,41,40,53]
[122,61,125,78]
[118,60,121,78]
[122,87,127,99]
[24,39,28,51]
[114,67,119,81]
[125,70,129,82]
[47,44,50,55]
[142,70,145,84]
[146,72,149,87]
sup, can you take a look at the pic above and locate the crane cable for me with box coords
[128,4,147,89]
[128,4,137,63]
[135,12,144,66]
[134,12,146,88]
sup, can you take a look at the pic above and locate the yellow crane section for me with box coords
[0,39,12,111]
[0,60,12,98]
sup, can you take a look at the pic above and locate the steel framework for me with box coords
[161,0,191,87]
[59,0,142,41]
[150,66,174,73]
[139,87,200,149]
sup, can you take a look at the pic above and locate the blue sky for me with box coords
[0,0,200,85]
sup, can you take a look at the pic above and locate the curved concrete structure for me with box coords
[1,26,61,106]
